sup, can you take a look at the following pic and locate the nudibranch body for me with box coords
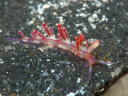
[7,23,112,78]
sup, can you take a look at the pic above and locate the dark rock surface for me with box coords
[0,0,128,96]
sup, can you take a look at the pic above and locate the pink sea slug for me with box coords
[7,23,112,78]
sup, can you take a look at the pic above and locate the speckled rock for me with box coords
[0,0,128,96]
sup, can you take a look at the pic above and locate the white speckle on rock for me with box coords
[51,69,55,73]
[43,4,51,9]
[76,12,89,18]
[37,4,50,15]
[26,18,36,25]
[90,23,96,29]
[37,91,44,96]
[77,77,81,83]
[88,12,100,29]
[58,61,71,65]
[81,7,86,11]
[111,68,121,78]
[88,38,98,43]
[96,83,100,87]
[58,16,65,24]
[96,88,104,92]
[46,86,50,92]
[11,58,15,60]
[92,13,98,19]
[75,23,88,33]
[53,12,58,16]
[83,3,89,8]
[59,0,70,8]
[126,51,128,55]
[47,59,50,62]
[75,87,85,95]
[117,39,121,44]
[4,45,13,52]
[28,0,33,4]
[82,25,88,33]
[66,92,75,96]
[0,29,3,33]
[102,0,112,3]
[79,13,86,17]
[42,70,49,77]
[88,13,98,23]
[93,0,103,7]
[38,48,45,52]
[77,30,82,34]
[67,86,85,96]
[0,59,4,64]
[100,15,108,22]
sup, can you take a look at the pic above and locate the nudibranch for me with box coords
[7,23,112,79]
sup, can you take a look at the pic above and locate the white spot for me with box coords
[37,91,44,96]
[117,39,121,43]
[66,92,75,96]
[58,0,76,8]
[93,0,103,7]
[100,15,108,22]
[83,3,89,8]
[126,51,128,55]
[59,16,65,24]
[58,61,71,65]
[75,23,88,33]
[0,59,4,64]
[88,38,98,43]
[37,4,50,15]
[11,58,15,60]
[43,4,51,9]
[38,16,45,21]
[91,23,96,29]
[92,13,98,19]
[111,68,121,78]
[53,12,58,16]
[83,25,88,33]
[28,0,33,4]
[47,59,50,62]
[38,48,44,52]
[75,87,85,95]
[77,78,81,83]
[26,18,35,25]
[88,13,98,23]
[77,30,82,34]
[81,7,86,11]
[0,29,3,33]
[102,0,112,3]
[51,69,55,73]
[46,86,51,92]
[4,45,13,52]
[79,13,87,17]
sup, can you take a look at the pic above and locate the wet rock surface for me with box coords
[0,0,128,96]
